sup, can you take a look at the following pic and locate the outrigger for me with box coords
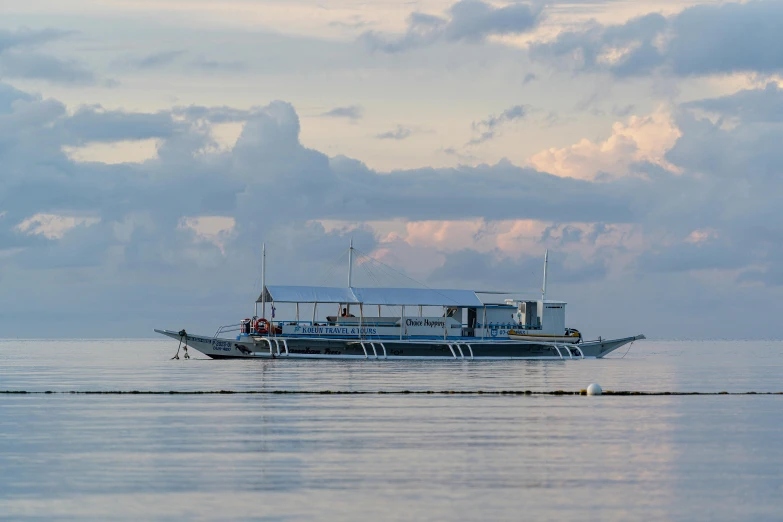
[156,243,644,360]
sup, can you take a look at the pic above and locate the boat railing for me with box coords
[214,323,242,338]
[250,319,543,329]
[270,320,400,328]
[263,320,540,329]
[326,320,400,326]
[218,319,543,339]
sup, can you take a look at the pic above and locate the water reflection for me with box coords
[0,340,781,520]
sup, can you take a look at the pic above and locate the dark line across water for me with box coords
[1,390,782,396]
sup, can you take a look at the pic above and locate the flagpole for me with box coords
[261,243,266,319]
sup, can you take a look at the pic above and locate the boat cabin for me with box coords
[248,285,569,341]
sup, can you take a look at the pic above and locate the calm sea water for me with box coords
[1,339,782,521]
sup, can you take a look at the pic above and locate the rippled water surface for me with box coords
[1,339,782,521]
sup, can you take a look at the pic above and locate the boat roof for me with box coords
[258,285,485,307]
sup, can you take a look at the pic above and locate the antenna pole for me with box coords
[261,242,266,318]
[348,238,354,288]
[541,249,548,302]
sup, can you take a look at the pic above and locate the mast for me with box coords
[348,238,354,288]
[347,238,353,315]
[541,248,548,303]
[261,242,266,318]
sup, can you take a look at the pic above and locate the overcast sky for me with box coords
[2,0,782,339]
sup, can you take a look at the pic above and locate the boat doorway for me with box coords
[466,308,477,337]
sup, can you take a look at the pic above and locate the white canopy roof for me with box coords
[258,285,485,307]
[352,287,483,307]
[259,286,358,304]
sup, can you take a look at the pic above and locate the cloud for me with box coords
[178,216,236,254]
[59,106,181,144]
[125,50,187,69]
[429,248,607,289]
[668,1,783,76]
[16,213,100,240]
[1,52,97,85]
[172,105,258,124]
[739,265,783,287]
[529,109,681,180]
[533,1,783,78]
[446,0,543,41]
[321,105,363,120]
[441,146,478,163]
[2,82,783,337]
[636,236,749,274]
[117,50,245,73]
[684,82,783,124]
[468,105,526,145]
[0,28,99,85]
[190,56,247,72]
[361,0,543,53]
[2,87,637,263]
[375,125,413,140]
[329,17,372,31]
[0,83,34,113]
[0,28,71,52]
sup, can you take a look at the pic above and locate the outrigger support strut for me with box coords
[258,337,275,357]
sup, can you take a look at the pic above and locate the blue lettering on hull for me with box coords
[293,326,378,335]
[189,336,233,352]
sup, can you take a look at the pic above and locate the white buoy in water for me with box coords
[587,383,602,396]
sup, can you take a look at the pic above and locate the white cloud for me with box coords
[16,213,100,239]
[529,109,681,180]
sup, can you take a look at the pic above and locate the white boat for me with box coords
[156,244,644,360]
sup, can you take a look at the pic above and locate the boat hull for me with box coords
[155,329,645,360]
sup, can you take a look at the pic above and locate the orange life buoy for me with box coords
[254,318,270,334]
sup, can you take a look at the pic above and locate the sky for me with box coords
[1,0,782,339]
